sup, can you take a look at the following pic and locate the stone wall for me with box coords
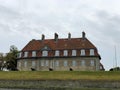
[17,57,100,71]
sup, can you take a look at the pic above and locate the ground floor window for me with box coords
[64,61,68,67]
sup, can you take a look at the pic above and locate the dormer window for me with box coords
[42,50,48,56]
[90,49,94,56]
[64,50,68,56]
[24,52,28,57]
[72,50,76,56]
[32,51,36,57]
[80,49,85,56]
[55,50,60,56]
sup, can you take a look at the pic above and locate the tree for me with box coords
[4,45,18,71]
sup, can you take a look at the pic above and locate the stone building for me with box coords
[17,32,104,71]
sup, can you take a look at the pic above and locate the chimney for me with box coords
[68,33,71,40]
[41,34,45,40]
[82,31,86,39]
[54,33,58,41]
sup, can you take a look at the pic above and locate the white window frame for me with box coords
[64,50,68,56]
[42,50,48,56]
[64,61,68,67]
[55,61,59,67]
[46,60,49,66]
[80,49,85,56]
[41,60,44,66]
[72,50,76,56]
[32,61,36,67]
[24,61,27,68]
[81,60,85,66]
[18,52,22,58]
[32,51,36,57]
[24,52,28,57]
[90,49,95,56]
[55,50,60,56]
[72,60,76,66]
[90,60,94,66]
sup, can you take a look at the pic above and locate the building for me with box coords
[17,32,104,71]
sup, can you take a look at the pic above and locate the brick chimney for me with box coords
[82,31,86,39]
[54,33,58,41]
[41,34,45,40]
[68,33,71,40]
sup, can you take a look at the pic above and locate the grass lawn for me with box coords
[0,71,120,81]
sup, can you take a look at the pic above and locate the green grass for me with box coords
[0,71,120,81]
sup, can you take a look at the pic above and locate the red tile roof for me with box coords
[22,38,97,51]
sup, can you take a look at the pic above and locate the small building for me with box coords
[17,32,104,71]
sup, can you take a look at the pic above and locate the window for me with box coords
[24,52,28,57]
[46,60,49,66]
[72,61,76,66]
[41,60,44,66]
[32,51,36,57]
[55,61,59,67]
[42,51,48,56]
[64,50,68,56]
[24,61,27,68]
[32,61,35,67]
[55,50,60,56]
[64,61,67,66]
[90,49,94,56]
[72,50,76,56]
[81,60,85,66]
[80,49,85,56]
[18,52,22,58]
[90,60,94,66]
[18,62,21,67]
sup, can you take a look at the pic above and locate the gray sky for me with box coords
[0,0,120,70]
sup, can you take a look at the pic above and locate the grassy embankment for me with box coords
[0,71,119,81]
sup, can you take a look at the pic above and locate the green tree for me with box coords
[4,45,18,71]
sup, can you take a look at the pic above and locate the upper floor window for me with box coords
[90,60,94,66]
[64,50,68,56]
[90,49,94,56]
[80,49,85,56]
[42,50,48,56]
[55,50,60,56]
[72,50,76,56]
[24,52,28,57]
[72,61,76,66]
[64,61,68,66]
[32,51,36,57]
[81,60,85,66]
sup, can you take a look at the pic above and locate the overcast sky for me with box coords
[0,0,120,70]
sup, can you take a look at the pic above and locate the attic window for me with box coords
[90,49,94,56]
[64,50,68,56]
[32,51,36,57]
[42,50,48,56]
[80,49,85,56]
[55,50,60,56]
[18,52,22,58]
[24,52,28,57]
[72,50,76,56]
